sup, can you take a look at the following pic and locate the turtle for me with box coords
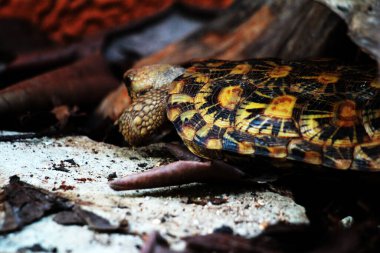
[109,59,380,191]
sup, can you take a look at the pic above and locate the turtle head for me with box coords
[117,64,185,146]
[123,64,185,98]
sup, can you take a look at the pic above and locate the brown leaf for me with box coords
[0,175,73,234]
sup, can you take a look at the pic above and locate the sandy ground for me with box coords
[0,134,308,253]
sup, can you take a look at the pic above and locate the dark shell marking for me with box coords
[167,59,380,171]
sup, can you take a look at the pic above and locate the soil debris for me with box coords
[51,159,79,173]
[0,175,72,234]
[52,181,75,191]
[141,221,380,253]
[16,243,56,253]
[54,205,129,234]
[186,196,228,206]
[107,172,118,181]
[0,176,129,235]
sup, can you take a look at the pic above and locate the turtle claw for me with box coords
[109,160,246,191]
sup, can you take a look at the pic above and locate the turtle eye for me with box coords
[122,74,134,99]
[123,75,132,90]
[123,74,148,98]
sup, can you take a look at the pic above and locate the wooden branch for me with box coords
[0,54,118,115]
[135,0,267,67]
[135,0,342,67]
[243,1,342,59]
[317,0,380,65]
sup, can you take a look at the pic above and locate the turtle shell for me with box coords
[166,59,380,171]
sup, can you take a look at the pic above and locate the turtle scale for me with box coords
[167,59,380,171]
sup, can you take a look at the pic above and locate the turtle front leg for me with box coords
[116,87,170,146]
[109,160,246,191]
[117,64,185,146]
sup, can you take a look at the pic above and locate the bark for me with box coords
[318,0,380,65]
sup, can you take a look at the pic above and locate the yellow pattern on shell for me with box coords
[205,138,223,150]
[194,83,220,125]
[181,125,196,141]
[363,108,380,140]
[302,72,340,85]
[237,141,255,154]
[195,74,210,84]
[207,61,225,67]
[180,110,197,122]
[230,63,252,74]
[167,107,181,121]
[317,73,340,84]
[168,93,194,104]
[263,95,297,119]
[235,101,267,131]
[370,79,380,89]
[217,86,243,111]
[195,124,212,138]
[332,100,358,128]
[268,65,292,78]
[353,141,380,170]
[168,80,184,94]
[223,129,255,155]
